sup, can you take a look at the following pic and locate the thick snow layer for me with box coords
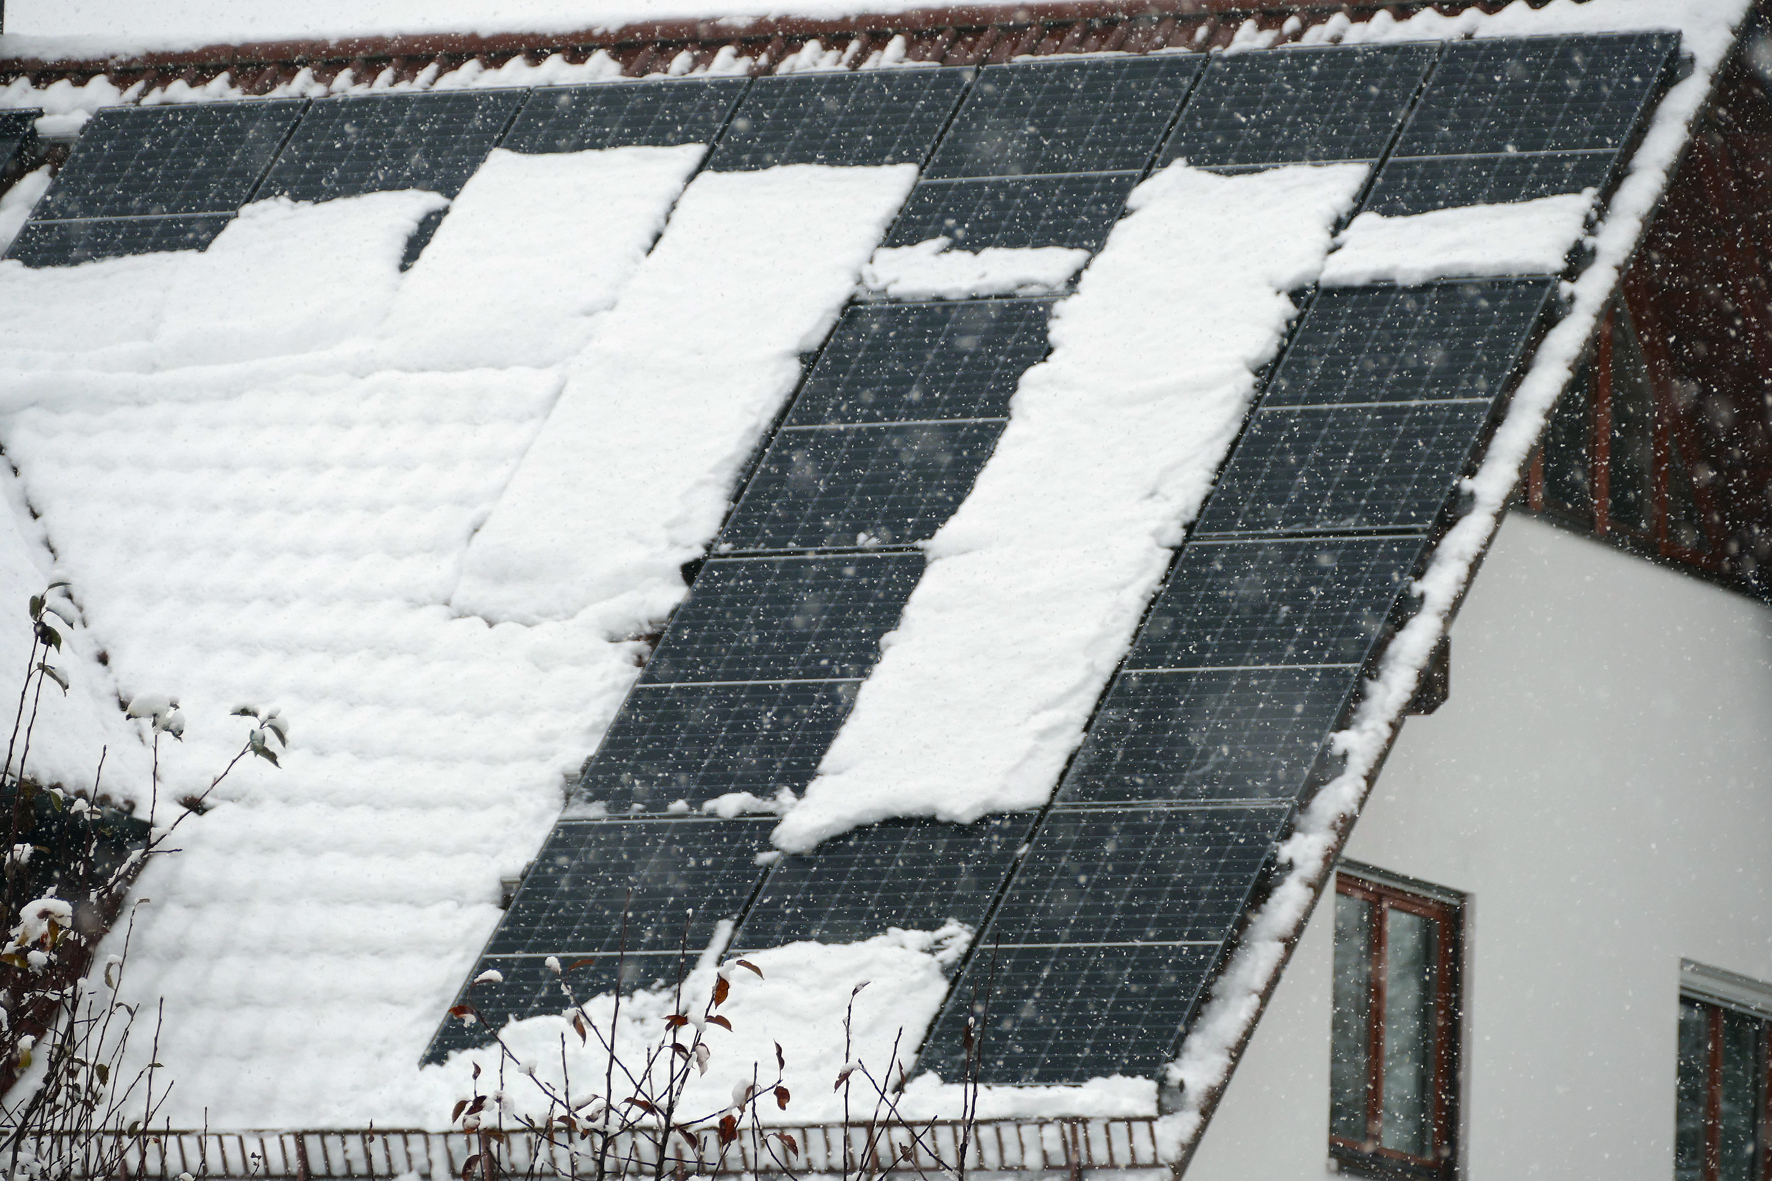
[451,163,916,626]
[1321,191,1595,286]
[771,162,1366,852]
[1158,0,1755,1164]
[862,238,1091,300]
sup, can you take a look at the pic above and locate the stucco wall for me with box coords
[1187,511,1772,1180]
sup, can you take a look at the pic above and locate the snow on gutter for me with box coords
[1155,0,1756,1165]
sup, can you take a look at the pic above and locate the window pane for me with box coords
[1718,1009,1763,1181]
[1675,997,1709,1181]
[1381,907,1438,1158]
[1331,892,1375,1141]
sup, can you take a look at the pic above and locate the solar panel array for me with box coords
[0,109,41,177]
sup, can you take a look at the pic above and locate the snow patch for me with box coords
[1321,191,1595,286]
[862,237,1091,300]
[772,162,1366,852]
[0,167,52,253]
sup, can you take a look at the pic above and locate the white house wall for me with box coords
[1187,511,1772,1181]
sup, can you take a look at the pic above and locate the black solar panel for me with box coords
[1159,44,1437,170]
[1193,401,1495,537]
[1128,535,1429,671]
[719,421,1004,552]
[1393,33,1677,158]
[425,954,647,1061]
[504,77,748,153]
[1362,150,1616,217]
[0,109,40,174]
[572,680,860,813]
[27,101,302,222]
[886,174,1137,252]
[924,56,1202,179]
[484,817,772,958]
[639,554,922,684]
[1057,668,1353,804]
[733,814,1035,950]
[789,300,1053,426]
[707,69,970,171]
[258,90,525,202]
[5,213,234,267]
[1266,281,1554,407]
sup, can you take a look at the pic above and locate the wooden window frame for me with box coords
[1330,869,1464,1181]
[1678,965,1772,1181]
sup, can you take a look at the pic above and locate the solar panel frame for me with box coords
[1391,33,1678,158]
[718,420,1005,553]
[257,89,526,202]
[1192,401,1496,537]
[1158,43,1438,170]
[26,100,305,221]
[732,814,1036,950]
[1263,281,1556,407]
[503,77,749,153]
[788,299,1054,426]
[1362,150,1618,218]
[4,213,235,267]
[885,173,1138,252]
[638,553,924,685]
[923,55,1203,179]
[571,679,861,813]
[707,68,971,171]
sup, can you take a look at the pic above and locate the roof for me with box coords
[0,0,1754,1163]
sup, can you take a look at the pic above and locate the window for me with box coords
[1677,961,1772,1181]
[1330,864,1464,1179]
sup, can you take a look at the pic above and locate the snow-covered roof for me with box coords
[0,0,1754,1162]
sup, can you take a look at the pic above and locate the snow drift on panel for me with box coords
[771,162,1367,852]
[862,238,1091,300]
[1321,190,1595,286]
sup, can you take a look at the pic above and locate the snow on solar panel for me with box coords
[6,212,236,267]
[708,68,970,171]
[258,90,525,202]
[924,56,1202,179]
[1158,43,1437,170]
[886,173,1139,252]
[503,77,748,153]
[1364,150,1619,217]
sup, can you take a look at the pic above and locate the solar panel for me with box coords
[707,69,970,171]
[4,213,234,267]
[788,300,1053,426]
[28,101,304,221]
[638,553,923,684]
[732,814,1035,950]
[424,954,639,1062]
[1362,150,1617,217]
[0,109,40,174]
[1158,44,1437,170]
[1192,401,1495,537]
[718,421,1004,552]
[1265,281,1554,407]
[571,680,860,813]
[483,817,773,959]
[920,803,1292,1083]
[504,78,748,153]
[924,56,1203,179]
[1057,668,1353,805]
[258,90,525,202]
[1392,33,1677,158]
[885,174,1137,252]
[1127,535,1429,671]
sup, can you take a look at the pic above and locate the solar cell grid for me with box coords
[789,299,1053,426]
[1265,281,1554,406]
[0,109,39,172]
[425,955,634,1060]
[1362,150,1617,218]
[258,90,525,202]
[924,56,1202,178]
[1158,43,1437,170]
[29,101,304,221]
[484,817,772,958]
[708,69,969,171]
[503,78,748,153]
[5,213,234,267]
[885,174,1137,252]
[1128,535,1429,671]
[719,421,1004,552]
[1392,33,1676,158]
[638,554,923,684]
[1193,401,1495,536]
[732,814,1035,950]
[571,680,860,813]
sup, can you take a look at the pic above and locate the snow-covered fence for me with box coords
[16,1117,1167,1178]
